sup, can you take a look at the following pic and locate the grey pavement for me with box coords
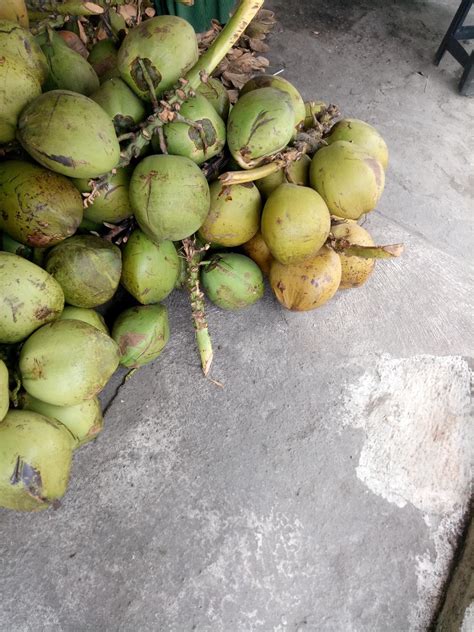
[0,1,473,630]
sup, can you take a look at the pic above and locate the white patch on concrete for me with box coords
[410,508,466,630]
[342,354,472,513]
[461,602,474,632]
[343,354,473,631]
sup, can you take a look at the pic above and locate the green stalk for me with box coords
[182,238,213,376]
[219,160,284,185]
[185,0,265,90]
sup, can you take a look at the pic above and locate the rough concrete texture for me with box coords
[0,1,473,630]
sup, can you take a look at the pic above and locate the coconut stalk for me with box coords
[182,238,213,376]
[330,239,404,259]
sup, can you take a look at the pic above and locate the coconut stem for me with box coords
[220,160,284,185]
[330,239,405,259]
[182,238,213,376]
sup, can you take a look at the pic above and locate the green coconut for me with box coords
[19,319,120,406]
[117,15,198,100]
[201,253,264,310]
[198,181,261,247]
[240,74,305,134]
[0,360,8,422]
[112,304,170,368]
[21,393,103,448]
[90,77,146,133]
[58,306,109,334]
[261,184,331,265]
[331,222,376,289]
[160,94,226,165]
[45,235,122,308]
[0,19,48,84]
[256,154,311,199]
[0,160,83,247]
[310,140,385,220]
[41,29,99,96]
[88,39,119,82]
[326,118,389,169]
[72,168,132,225]
[227,87,295,169]
[0,54,41,143]
[0,409,74,511]
[130,155,210,242]
[197,78,230,120]
[0,252,64,344]
[269,246,342,311]
[121,230,180,304]
[18,90,120,178]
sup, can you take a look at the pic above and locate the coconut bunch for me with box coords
[0,0,402,512]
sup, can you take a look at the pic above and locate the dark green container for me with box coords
[155,0,235,32]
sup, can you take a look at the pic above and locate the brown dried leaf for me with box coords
[77,19,88,45]
[222,71,249,89]
[248,37,270,53]
[227,89,239,103]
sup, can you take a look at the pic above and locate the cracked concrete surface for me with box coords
[0,1,473,630]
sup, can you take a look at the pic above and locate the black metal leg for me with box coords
[435,0,473,65]
[459,52,474,95]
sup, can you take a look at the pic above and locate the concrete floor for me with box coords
[1,1,473,630]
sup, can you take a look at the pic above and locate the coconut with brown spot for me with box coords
[116,15,198,100]
[0,160,83,247]
[18,90,120,179]
[269,246,342,311]
[0,252,64,344]
[112,304,170,368]
[0,409,74,511]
